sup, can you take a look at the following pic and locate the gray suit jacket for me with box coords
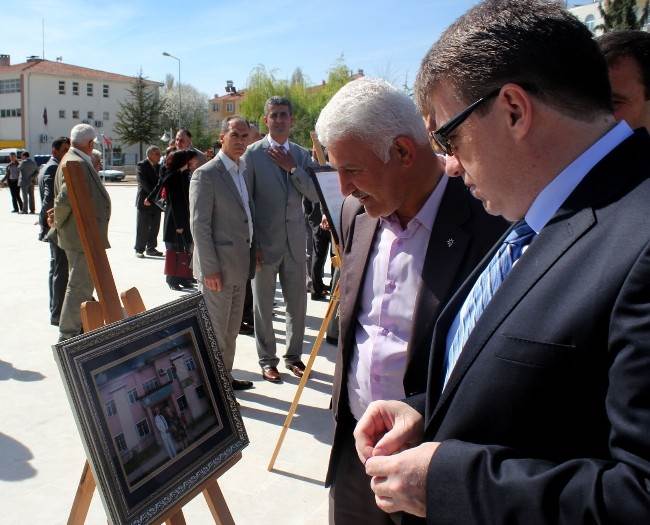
[52,148,111,252]
[243,137,318,265]
[189,156,255,286]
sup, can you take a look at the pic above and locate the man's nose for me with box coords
[337,171,354,196]
[445,155,465,178]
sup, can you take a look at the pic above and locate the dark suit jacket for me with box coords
[135,159,161,211]
[406,130,650,524]
[38,158,59,239]
[326,175,508,486]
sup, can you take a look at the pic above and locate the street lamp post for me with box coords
[162,51,181,132]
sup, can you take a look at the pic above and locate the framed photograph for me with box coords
[308,166,344,247]
[54,293,248,525]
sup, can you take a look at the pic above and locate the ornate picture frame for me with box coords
[54,293,248,525]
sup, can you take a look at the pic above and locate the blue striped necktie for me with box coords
[443,220,536,388]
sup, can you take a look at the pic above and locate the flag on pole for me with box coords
[43,108,48,126]
[103,135,113,148]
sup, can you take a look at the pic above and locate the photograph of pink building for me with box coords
[94,329,221,488]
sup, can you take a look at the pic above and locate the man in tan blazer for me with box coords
[50,123,111,341]
[189,116,256,390]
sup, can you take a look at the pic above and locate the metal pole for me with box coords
[177,59,182,131]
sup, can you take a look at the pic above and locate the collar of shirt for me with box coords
[380,174,449,235]
[217,149,246,175]
[267,135,290,152]
[69,147,93,167]
[525,121,632,234]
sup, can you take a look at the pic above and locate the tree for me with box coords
[240,57,359,147]
[597,0,649,32]
[114,70,161,159]
[160,78,211,149]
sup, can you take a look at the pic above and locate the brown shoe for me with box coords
[286,361,306,378]
[261,366,282,383]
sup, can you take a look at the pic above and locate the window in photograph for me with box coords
[177,395,188,411]
[87,111,94,119]
[136,419,150,438]
[58,80,65,95]
[143,377,160,394]
[72,81,79,95]
[103,84,109,97]
[195,384,205,399]
[87,83,94,96]
[185,357,196,371]
[106,399,117,416]
[127,388,138,404]
[72,110,79,119]
[115,433,127,452]
[59,110,66,119]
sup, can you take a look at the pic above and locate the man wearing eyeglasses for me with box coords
[354,1,650,524]
[315,78,506,524]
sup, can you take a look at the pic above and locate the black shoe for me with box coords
[135,251,145,258]
[146,248,163,257]
[168,282,182,291]
[239,322,254,335]
[326,335,338,345]
[180,279,195,288]
[231,379,254,390]
[311,292,328,301]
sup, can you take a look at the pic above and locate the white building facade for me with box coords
[0,55,160,163]
[569,1,650,36]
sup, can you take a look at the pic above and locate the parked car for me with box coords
[98,169,125,182]
[0,147,25,174]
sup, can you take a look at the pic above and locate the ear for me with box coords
[498,83,533,140]
[392,136,417,167]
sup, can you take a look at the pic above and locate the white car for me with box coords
[99,169,125,182]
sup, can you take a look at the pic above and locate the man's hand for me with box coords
[365,442,440,517]
[320,214,330,231]
[266,146,297,173]
[353,400,424,464]
[46,208,54,228]
[176,228,183,234]
[143,198,151,207]
[204,272,223,292]
[255,250,264,271]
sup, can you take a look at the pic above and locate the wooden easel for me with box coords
[61,160,238,525]
[267,133,341,471]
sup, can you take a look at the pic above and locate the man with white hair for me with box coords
[315,78,507,524]
[50,123,111,341]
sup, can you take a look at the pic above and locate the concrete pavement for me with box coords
[0,182,336,524]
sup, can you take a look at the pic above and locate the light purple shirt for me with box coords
[347,176,449,421]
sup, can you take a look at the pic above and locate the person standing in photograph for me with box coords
[154,408,177,460]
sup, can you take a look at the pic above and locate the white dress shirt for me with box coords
[218,149,253,246]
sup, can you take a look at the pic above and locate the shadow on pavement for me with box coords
[0,432,37,481]
[268,467,325,487]
[0,360,45,382]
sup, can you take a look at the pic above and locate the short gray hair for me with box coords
[70,124,97,147]
[146,145,161,157]
[220,116,249,134]
[315,78,429,163]
[264,96,293,116]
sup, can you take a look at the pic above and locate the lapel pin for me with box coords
[446,238,455,248]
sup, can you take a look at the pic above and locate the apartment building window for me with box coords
[0,78,20,93]
[87,83,93,96]
[106,399,116,417]
[103,111,109,120]
[136,419,150,438]
[59,110,66,119]
[72,82,79,95]
[114,434,127,452]
[177,395,188,411]
[0,108,21,118]
[127,388,137,404]
[94,120,103,128]
[87,111,94,119]
[226,102,234,112]
[58,80,65,95]
[212,103,220,112]
[103,84,109,98]
[185,357,196,371]
[143,378,159,394]
[72,110,79,119]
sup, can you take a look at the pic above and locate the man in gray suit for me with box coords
[18,151,39,214]
[190,116,255,390]
[244,96,319,383]
[49,124,111,341]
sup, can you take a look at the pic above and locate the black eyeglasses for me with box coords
[430,87,501,156]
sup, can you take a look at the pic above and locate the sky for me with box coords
[3,0,488,97]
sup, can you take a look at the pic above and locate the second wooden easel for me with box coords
[60,160,238,525]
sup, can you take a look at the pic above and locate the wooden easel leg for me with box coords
[267,290,340,471]
[165,510,187,525]
[203,479,236,525]
[67,460,97,525]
